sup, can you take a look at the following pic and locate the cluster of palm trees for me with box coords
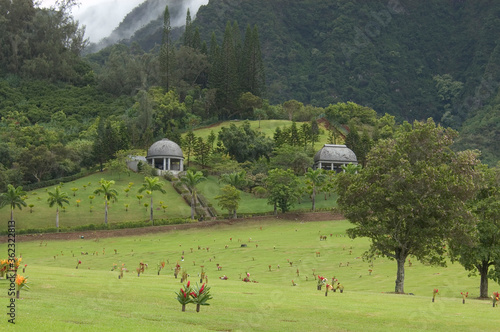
[0,170,208,229]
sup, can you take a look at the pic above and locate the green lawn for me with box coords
[190,119,333,148]
[1,218,497,331]
[198,176,337,217]
[0,171,191,230]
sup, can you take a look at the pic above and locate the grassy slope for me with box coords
[191,119,333,147]
[0,172,191,230]
[1,219,496,331]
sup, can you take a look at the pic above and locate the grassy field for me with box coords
[1,171,338,230]
[198,175,338,216]
[1,218,497,331]
[190,119,333,147]
[0,171,192,230]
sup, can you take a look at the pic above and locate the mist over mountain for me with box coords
[86,0,208,53]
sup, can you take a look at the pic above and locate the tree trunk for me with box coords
[56,208,59,228]
[395,249,407,294]
[479,261,489,298]
[312,187,316,211]
[190,195,195,220]
[196,304,200,312]
[104,200,108,225]
[182,304,186,312]
[150,196,154,224]
[233,209,237,219]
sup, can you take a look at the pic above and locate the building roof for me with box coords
[146,139,184,159]
[313,144,357,163]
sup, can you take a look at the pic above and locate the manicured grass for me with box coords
[1,219,497,331]
[198,176,337,217]
[0,171,191,230]
[191,119,333,147]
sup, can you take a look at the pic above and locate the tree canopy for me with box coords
[335,119,481,294]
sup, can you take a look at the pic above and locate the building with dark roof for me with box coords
[146,138,184,174]
[313,144,357,172]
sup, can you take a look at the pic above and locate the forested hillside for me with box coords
[119,0,500,164]
[0,0,499,192]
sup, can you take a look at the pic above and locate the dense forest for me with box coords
[0,0,499,192]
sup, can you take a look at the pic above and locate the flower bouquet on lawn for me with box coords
[317,276,326,290]
[175,281,193,312]
[461,292,468,304]
[0,259,8,278]
[15,275,29,299]
[190,283,213,313]
[432,288,438,302]
[492,292,499,307]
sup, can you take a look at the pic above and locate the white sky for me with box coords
[38,0,209,43]
[38,0,150,42]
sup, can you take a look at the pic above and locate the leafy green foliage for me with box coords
[336,119,481,293]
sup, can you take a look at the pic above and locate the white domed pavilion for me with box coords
[313,144,357,172]
[146,138,184,174]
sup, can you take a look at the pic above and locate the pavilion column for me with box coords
[168,158,171,171]
[180,159,184,171]
[163,158,167,171]
[151,158,155,168]
[318,162,322,169]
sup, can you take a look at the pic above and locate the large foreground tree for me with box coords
[336,119,481,294]
[450,164,500,298]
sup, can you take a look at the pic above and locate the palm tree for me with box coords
[305,168,326,211]
[47,186,70,228]
[180,170,206,220]
[220,170,248,190]
[0,184,27,221]
[93,179,118,225]
[138,176,166,224]
[341,163,362,174]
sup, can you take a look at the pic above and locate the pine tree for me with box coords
[184,9,193,47]
[160,5,174,91]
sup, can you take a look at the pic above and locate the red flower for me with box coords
[181,288,187,298]
[190,292,197,298]
[200,283,205,294]
[78,260,82,264]
[24,264,27,267]
[187,281,190,288]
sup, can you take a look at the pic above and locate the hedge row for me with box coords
[0,217,192,236]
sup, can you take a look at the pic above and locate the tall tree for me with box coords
[241,25,266,96]
[93,179,118,225]
[0,184,27,222]
[180,170,207,220]
[47,186,70,228]
[450,165,500,298]
[336,119,481,294]
[183,8,193,47]
[138,176,166,224]
[160,5,174,91]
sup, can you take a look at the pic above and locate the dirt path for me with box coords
[3,211,344,243]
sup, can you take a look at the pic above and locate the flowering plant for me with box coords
[175,281,193,311]
[190,283,213,312]
[76,260,82,269]
[432,288,438,302]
